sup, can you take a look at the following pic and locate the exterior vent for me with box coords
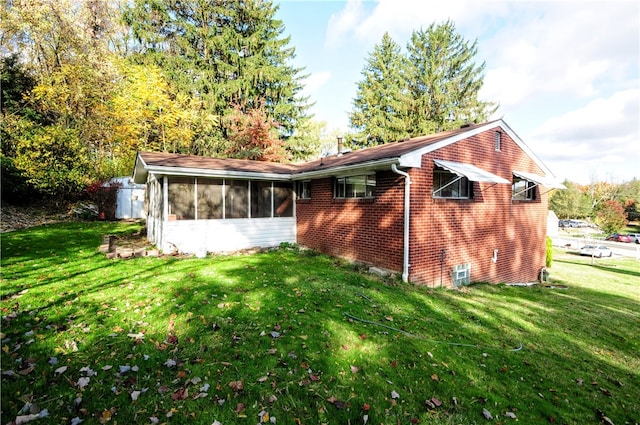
[452,263,471,287]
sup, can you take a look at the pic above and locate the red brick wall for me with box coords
[410,129,549,286]
[296,128,550,286]
[296,172,405,271]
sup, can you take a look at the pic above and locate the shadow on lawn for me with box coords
[1,224,639,424]
[161,251,640,424]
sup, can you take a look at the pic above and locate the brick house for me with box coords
[133,119,564,286]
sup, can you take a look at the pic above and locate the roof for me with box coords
[293,122,492,174]
[134,151,298,183]
[132,119,561,185]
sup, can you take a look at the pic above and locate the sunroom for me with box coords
[133,152,296,254]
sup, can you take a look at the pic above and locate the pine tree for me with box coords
[406,21,496,134]
[349,33,410,147]
[124,0,310,158]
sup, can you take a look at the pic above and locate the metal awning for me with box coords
[513,170,566,189]
[433,159,510,184]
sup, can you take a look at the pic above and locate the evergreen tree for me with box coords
[349,33,410,147]
[405,21,496,134]
[124,0,310,158]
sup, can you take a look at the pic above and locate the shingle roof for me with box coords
[133,120,519,182]
[138,151,298,174]
[293,123,489,173]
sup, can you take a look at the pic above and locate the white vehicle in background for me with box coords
[579,245,613,258]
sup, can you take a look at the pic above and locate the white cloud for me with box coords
[324,0,367,48]
[326,0,499,48]
[482,2,638,102]
[314,0,639,183]
[532,89,640,183]
[301,71,332,96]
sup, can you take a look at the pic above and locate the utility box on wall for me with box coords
[110,177,145,219]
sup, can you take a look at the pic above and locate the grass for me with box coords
[1,222,639,425]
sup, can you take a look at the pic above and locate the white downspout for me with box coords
[391,163,411,282]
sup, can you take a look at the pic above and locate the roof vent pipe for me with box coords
[391,163,411,282]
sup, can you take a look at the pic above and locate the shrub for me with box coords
[546,236,553,268]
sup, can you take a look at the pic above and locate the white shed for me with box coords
[110,177,145,219]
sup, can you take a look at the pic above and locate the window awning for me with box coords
[433,159,510,184]
[513,170,566,189]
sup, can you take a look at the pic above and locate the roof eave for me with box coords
[292,157,403,180]
[140,164,292,181]
[132,153,148,184]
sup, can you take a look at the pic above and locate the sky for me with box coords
[274,0,640,185]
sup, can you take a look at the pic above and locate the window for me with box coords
[433,168,473,199]
[334,173,376,198]
[168,177,195,220]
[225,180,249,218]
[251,181,272,218]
[167,178,292,220]
[296,180,311,199]
[512,177,537,201]
[197,178,223,219]
[273,182,293,217]
[495,131,502,151]
[452,263,471,287]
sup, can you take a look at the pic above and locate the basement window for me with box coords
[452,263,471,287]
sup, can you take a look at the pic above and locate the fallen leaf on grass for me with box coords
[258,410,272,423]
[482,408,493,419]
[54,366,67,375]
[228,380,244,391]
[171,388,188,400]
[424,397,442,409]
[77,366,94,377]
[505,411,517,419]
[391,390,400,399]
[14,409,49,424]
[19,366,34,376]
[76,377,90,389]
[127,332,144,340]
[99,409,116,424]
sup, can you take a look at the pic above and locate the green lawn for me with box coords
[1,222,639,425]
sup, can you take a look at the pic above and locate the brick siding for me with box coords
[296,128,549,286]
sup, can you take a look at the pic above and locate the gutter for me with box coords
[391,163,411,282]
